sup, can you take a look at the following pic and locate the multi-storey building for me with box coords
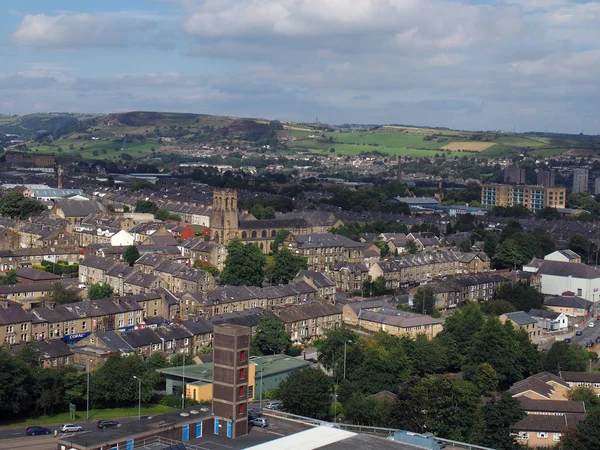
[0,299,32,344]
[572,168,589,193]
[283,233,364,273]
[481,184,566,212]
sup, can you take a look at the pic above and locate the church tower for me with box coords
[210,189,239,245]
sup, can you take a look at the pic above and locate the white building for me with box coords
[531,260,600,303]
[544,250,582,264]
[110,230,135,247]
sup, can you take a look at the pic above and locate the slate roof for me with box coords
[512,413,585,432]
[538,260,600,279]
[124,272,159,288]
[518,398,586,414]
[332,262,369,272]
[0,300,33,324]
[80,255,119,271]
[296,270,336,288]
[56,199,102,217]
[239,218,310,230]
[293,233,363,249]
[148,234,179,247]
[119,328,162,348]
[0,282,56,294]
[503,311,537,326]
[96,331,134,353]
[181,318,213,335]
[210,308,276,328]
[276,302,341,323]
[544,295,593,310]
[154,324,193,341]
[346,299,393,313]
[528,308,562,320]
[509,372,570,398]
[560,371,600,383]
[359,309,444,328]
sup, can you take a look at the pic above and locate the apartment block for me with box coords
[481,184,566,212]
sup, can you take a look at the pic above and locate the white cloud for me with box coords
[12,12,174,48]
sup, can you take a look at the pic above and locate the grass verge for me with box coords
[0,404,176,428]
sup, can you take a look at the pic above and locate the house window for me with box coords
[553,433,561,442]
[537,432,548,439]
[239,350,246,363]
[21,324,28,331]
[577,288,582,296]
[82,321,87,330]
[239,368,245,380]
[238,386,245,397]
[238,404,244,414]
[248,385,254,399]
[184,338,189,345]
[118,319,124,327]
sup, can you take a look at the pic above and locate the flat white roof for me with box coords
[245,426,356,450]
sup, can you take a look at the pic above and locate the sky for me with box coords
[1,0,599,134]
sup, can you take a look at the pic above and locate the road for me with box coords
[0,417,138,441]
[571,317,600,347]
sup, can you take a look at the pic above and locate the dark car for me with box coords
[596,336,600,343]
[586,341,594,348]
[97,420,120,429]
[564,338,572,343]
[576,331,583,336]
[26,426,51,436]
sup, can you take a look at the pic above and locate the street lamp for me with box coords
[259,358,264,411]
[86,359,92,421]
[343,340,352,380]
[133,376,141,420]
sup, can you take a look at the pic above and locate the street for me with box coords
[571,317,600,347]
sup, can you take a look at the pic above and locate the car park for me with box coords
[250,417,269,427]
[26,426,51,436]
[265,401,282,410]
[97,420,120,429]
[61,424,83,433]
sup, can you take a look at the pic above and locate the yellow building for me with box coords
[481,184,566,212]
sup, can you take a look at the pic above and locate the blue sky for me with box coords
[1,0,599,133]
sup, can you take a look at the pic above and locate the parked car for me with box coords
[586,341,594,348]
[26,426,51,436]
[265,401,282,410]
[595,336,600,343]
[250,417,269,428]
[97,420,119,429]
[61,424,83,433]
[564,338,572,343]
[589,322,595,328]
[576,331,583,336]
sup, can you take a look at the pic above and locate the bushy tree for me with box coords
[266,249,307,284]
[278,368,333,419]
[48,282,81,304]
[541,342,595,374]
[0,269,17,285]
[412,286,439,316]
[221,239,265,286]
[479,392,525,450]
[87,283,114,300]
[269,229,291,254]
[0,192,45,219]
[134,200,158,214]
[123,245,140,266]
[250,316,291,355]
[494,281,544,311]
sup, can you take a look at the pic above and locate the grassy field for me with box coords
[282,126,582,159]
[0,404,177,428]
[28,139,160,160]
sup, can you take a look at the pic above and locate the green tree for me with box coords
[317,328,361,381]
[440,302,484,363]
[412,286,439,316]
[0,269,17,285]
[87,283,114,300]
[485,299,516,316]
[169,353,195,367]
[463,316,522,385]
[250,316,291,355]
[134,200,158,214]
[458,239,472,252]
[221,239,265,286]
[343,393,395,427]
[362,276,390,297]
[541,342,594,374]
[569,234,597,264]
[123,245,140,266]
[407,334,449,376]
[568,387,600,409]
[266,249,307,284]
[47,282,81,304]
[374,242,389,257]
[154,209,170,221]
[406,240,418,254]
[0,348,35,415]
[278,368,333,419]
[250,204,276,220]
[0,192,45,219]
[269,229,291,254]
[494,281,544,311]
[536,207,561,220]
[560,407,600,450]
[475,363,499,396]
[479,392,525,450]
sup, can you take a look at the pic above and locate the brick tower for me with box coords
[210,189,239,245]
[212,324,250,438]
